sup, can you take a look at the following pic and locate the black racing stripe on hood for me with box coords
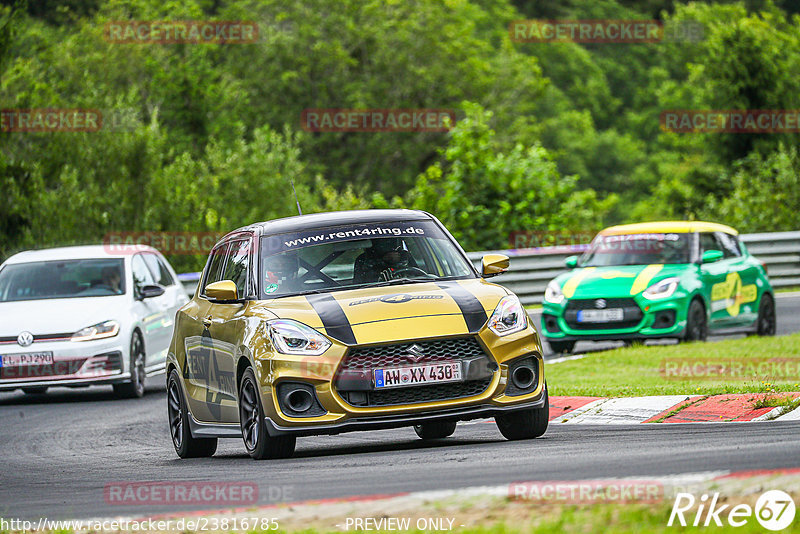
[436,282,488,333]
[305,293,357,345]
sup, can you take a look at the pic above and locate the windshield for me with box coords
[259,220,475,298]
[579,233,692,266]
[0,259,126,302]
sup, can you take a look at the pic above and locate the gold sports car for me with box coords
[166,210,548,459]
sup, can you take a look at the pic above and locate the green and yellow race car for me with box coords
[166,210,548,460]
[542,221,776,353]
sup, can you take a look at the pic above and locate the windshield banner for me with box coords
[262,221,441,255]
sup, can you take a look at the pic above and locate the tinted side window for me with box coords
[203,244,229,291]
[698,233,719,254]
[142,253,175,286]
[715,232,741,258]
[222,240,251,298]
[131,254,156,295]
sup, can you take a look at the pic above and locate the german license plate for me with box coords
[0,352,54,368]
[577,309,624,323]
[374,361,462,389]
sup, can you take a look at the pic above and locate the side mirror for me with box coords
[204,280,238,301]
[565,255,579,268]
[702,250,724,264]
[139,284,165,299]
[481,254,510,277]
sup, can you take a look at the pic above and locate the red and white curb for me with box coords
[460,393,800,426]
[548,393,800,424]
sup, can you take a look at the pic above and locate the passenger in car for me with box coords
[353,238,417,283]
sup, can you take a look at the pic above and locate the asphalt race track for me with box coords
[1,295,799,521]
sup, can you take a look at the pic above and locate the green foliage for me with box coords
[1,0,799,269]
[705,146,800,233]
[407,103,615,251]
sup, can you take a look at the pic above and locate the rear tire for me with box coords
[683,298,707,342]
[547,340,575,354]
[495,386,549,440]
[114,332,146,399]
[756,293,776,336]
[238,367,296,460]
[167,369,217,458]
[22,387,48,395]
[414,421,457,440]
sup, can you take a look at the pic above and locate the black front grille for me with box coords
[336,337,494,407]
[564,298,643,330]
[339,337,488,370]
[364,378,492,407]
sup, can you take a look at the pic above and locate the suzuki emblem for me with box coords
[405,344,426,363]
[595,299,607,309]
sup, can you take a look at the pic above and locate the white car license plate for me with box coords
[577,309,624,323]
[374,362,462,389]
[0,352,54,368]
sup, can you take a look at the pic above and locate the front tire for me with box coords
[167,369,217,458]
[683,298,708,342]
[114,332,146,398]
[238,367,296,460]
[495,386,549,440]
[756,293,776,336]
[547,340,575,354]
[414,421,457,440]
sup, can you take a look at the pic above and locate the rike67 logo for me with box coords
[669,490,796,531]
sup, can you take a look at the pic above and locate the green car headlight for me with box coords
[488,295,528,336]
[642,277,680,300]
[268,319,331,356]
[544,280,565,304]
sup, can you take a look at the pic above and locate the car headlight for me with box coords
[488,295,528,336]
[267,319,331,356]
[642,277,680,300]
[71,320,120,342]
[544,280,565,304]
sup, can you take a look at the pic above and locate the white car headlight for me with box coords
[642,277,680,300]
[71,320,120,342]
[544,280,565,304]
[488,295,528,336]
[268,319,331,356]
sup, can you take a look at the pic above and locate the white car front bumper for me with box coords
[0,337,129,391]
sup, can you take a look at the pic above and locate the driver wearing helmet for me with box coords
[353,238,417,284]
[264,252,299,294]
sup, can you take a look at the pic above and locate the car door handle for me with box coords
[202,316,212,328]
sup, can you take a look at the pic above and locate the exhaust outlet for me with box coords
[284,388,314,413]
[511,364,535,390]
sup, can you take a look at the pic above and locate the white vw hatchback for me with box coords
[0,245,188,397]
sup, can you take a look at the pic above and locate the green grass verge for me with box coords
[547,333,800,397]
